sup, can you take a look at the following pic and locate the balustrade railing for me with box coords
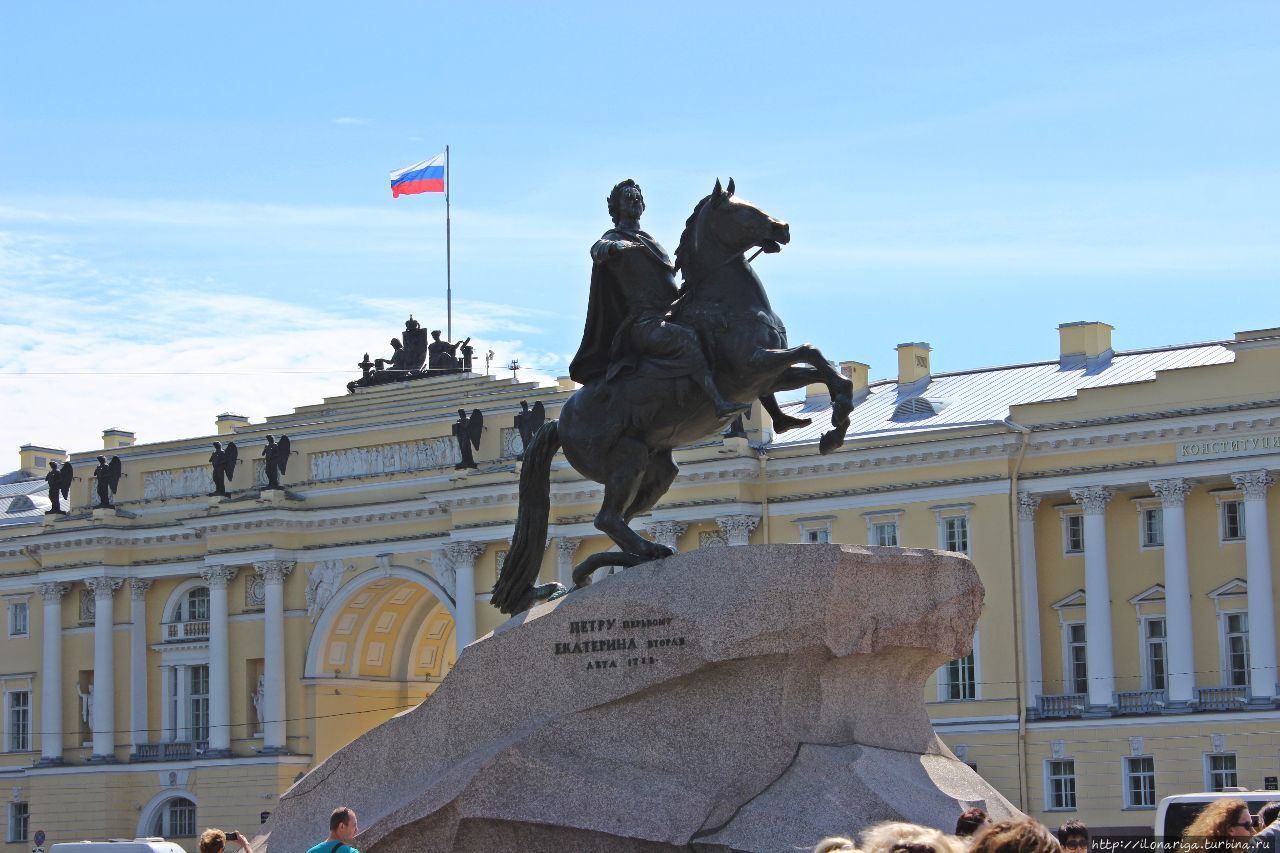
[162,620,209,642]
[1115,689,1166,715]
[1035,693,1087,719]
[1196,685,1248,711]
[132,740,210,762]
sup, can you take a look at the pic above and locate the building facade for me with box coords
[2,321,1279,847]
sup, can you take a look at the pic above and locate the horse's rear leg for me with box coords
[766,365,855,454]
[592,438,673,561]
[624,451,679,522]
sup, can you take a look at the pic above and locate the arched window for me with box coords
[152,796,196,838]
[175,587,210,622]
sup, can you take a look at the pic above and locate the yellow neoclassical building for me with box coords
[2,319,1280,848]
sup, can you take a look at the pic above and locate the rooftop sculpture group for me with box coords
[493,178,856,614]
[348,317,474,392]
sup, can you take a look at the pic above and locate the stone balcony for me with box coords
[161,619,209,642]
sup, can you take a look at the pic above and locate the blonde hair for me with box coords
[815,838,860,853]
[1183,799,1251,853]
[198,829,227,853]
[861,821,967,853]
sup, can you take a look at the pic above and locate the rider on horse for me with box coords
[569,179,749,420]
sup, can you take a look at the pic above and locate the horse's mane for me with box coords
[673,193,712,292]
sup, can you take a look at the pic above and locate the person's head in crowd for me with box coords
[814,837,860,853]
[199,829,227,853]
[861,821,967,853]
[1183,799,1253,850]
[970,818,1061,853]
[1259,802,1280,828]
[1056,820,1089,851]
[957,809,991,838]
[329,806,358,842]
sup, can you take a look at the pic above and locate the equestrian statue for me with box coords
[492,178,855,614]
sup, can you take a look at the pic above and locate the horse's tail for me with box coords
[491,420,561,614]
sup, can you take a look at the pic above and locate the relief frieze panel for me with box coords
[309,437,460,481]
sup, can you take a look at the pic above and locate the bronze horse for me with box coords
[493,180,854,614]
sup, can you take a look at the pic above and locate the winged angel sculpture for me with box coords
[45,461,74,514]
[453,409,483,469]
[493,178,855,614]
[91,455,123,508]
[209,441,239,496]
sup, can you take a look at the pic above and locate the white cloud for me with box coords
[0,232,561,465]
[332,116,368,125]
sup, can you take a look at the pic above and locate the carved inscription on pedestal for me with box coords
[552,616,687,672]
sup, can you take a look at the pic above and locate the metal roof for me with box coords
[0,475,50,527]
[773,342,1236,447]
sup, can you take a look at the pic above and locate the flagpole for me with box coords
[445,144,452,341]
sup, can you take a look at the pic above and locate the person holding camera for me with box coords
[198,828,254,853]
[306,806,359,853]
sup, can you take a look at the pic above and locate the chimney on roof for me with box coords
[840,360,870,403]
[1058,321,1113,370]
[896,342,931,387]
[216,413,250,435]
[18,444,67,476]
[102,429,135,450]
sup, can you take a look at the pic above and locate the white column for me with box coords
[717,515,759,547]
[1232,470,1277,702]
[255,560,293,752]
[1070,486,1116,712]
[1017,493,1044,703]
[128,579,152,752]
[175,665,190,742]
[85,576,124,760]
[446,542,485,650]
[36,582,69,764]
[200,565,237,754]
[556,537,582,589]
[646,521,688,553]
[1150,478,1196,706]
[160,666,173,741]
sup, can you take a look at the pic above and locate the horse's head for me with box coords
[702,178,790,256]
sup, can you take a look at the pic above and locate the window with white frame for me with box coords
[7,801,27,843]
[870,520,898,546]
[1046,759,1077,810]
[6,689,30,752]
[176,587,210,622]
[1125,756,1156,808]
[189,666,210,743]
[7,599,28,638]
[1065,622,1088,695]
[1141,507,1164,548]
[941,516,969,554]
[152,797,196,838]
[1222,612,1250,687]
[803,526,831,544]
[940,653,976,701]
[1220,500,1245,541]
[1143,618,1167,692]
[1206,753,1238,792]
[1063,513,1084,554]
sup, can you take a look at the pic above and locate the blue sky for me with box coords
[2,2,1278,459]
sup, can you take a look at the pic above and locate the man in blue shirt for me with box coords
[306,806,359,853]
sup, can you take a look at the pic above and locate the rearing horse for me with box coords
[493,179,854,614]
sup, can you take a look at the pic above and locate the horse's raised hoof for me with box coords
[819,426,847,455]
[535,582,568,602]
[771,412,812,434]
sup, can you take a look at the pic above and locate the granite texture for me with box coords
[256,544,1018,853]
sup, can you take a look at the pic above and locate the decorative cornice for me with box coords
[84,576,125,599]
[1069,486,1113,515]
[254,560,295,585]
[199,565,239,588]
[1149,478,1193,508]
[1231,469,1275,501]
[1016,492,1041,521]
[129,578,153,600]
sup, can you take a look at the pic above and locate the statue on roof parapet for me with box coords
[347,315,474,392]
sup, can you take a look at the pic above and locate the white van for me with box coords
[1156,791,1279,842]
[50,839,188,853]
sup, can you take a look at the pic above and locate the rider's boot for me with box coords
[759,392,812,433]
[700,371,751,419]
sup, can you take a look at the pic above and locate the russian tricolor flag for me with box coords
[391,154,445,197]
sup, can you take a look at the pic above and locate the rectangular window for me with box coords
[190,665,210,743]
[871,521,898,547]
[1064,514,1084,554]
[1142,508,1164,548]
[6,690,29,752]
[1206,753,1238,792]
[941,653,976,701]
[1144,618,1167,691]
[7,801,28,843]
[1125,756,1156,808]
[804,527,831,544]
[942,516,969,554]
[1047,759,1077,810]
[7,601,28,637]
[1221,500,1245,541]
[1224,613,1250,687]
[1067,623,1088,695]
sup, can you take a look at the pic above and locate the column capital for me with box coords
[254,560,296,585]
[1069,486,1113,515]
[128,578,153,600]
[716,515,759,535]
[36,581,70,603]
[1231,470,1275,501]
[556,537,583,558]
[1150,478,1193,508]
[646,521,688,544]
[199,565,239,589]
[1016,492,1041,521]
[446,541,486,563]
[84,576,124,600]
